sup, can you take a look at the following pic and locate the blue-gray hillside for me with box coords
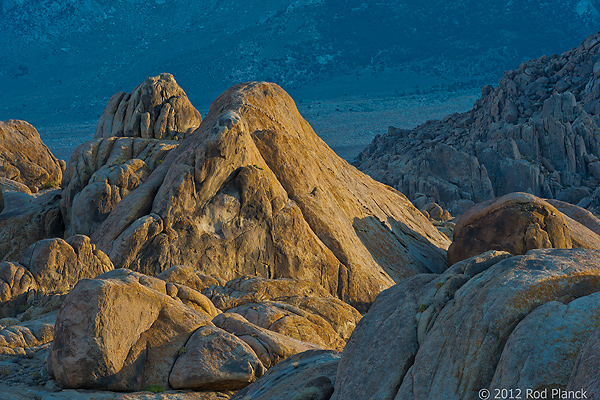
[0,0,598,125]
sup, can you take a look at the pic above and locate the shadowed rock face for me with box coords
[89,81,450,311]
[333,248,600,400]
[95,73,202,141]
[231,350,340,400]
[0,189,63,262]
[356,31,600,217]
[0,120,64,193]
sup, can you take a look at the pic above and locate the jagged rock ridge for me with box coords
[356,30,600,216]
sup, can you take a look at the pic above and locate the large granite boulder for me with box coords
[88,81,450,311]
[0,120,64,193]
[95,73,202,141]
[49,269,215,391]
[356,32,600,217]
[448,192,572,264]
[18,235,114,294]
[448,192,600,265]
[332,248,600,400]
[49,269,266,392]
[169,325,264,391]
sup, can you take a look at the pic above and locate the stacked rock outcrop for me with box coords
[87,80,450,311]
[94,73,202,141]
[0,235,113,318]
[356,31,600,216]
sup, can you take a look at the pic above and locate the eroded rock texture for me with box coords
[60,136,178,237]
[0,120,64,193]
[0,235,113,317]
[332,248,600,400]
[356,31,600,216]
[95,73,202,141]
[88,81,450,311]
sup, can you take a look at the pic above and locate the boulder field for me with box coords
[2,47,600,397]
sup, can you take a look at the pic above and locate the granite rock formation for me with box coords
[87,81,450,311]
[0,235,113,317]
[356,31,600,216]
[95,73,202,141]
[333,248,600,400]
[231,350,340,400]
[0,120,65,193]
[0,189,63,262]
[213,312,322,370]
[203,276,362,349]
[49,269,219,391]
[49,269,334,393]
[60,136,178,237]
[448,192,600,265]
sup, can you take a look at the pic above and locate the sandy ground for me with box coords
[36,89,480,164]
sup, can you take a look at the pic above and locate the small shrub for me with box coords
[418,304,427,313]
[436,281,444,289]
[176,346,187,355]
[144,384,164,393]
[42,181,57,190]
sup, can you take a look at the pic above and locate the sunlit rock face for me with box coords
[0,120,64,193]
[356,31,600,217]
[86,81,450,312]
[61,73,197,238]
[94,73,202,141]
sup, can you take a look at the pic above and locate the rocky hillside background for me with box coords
[0,0,599,127]
[357,30,600,217]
